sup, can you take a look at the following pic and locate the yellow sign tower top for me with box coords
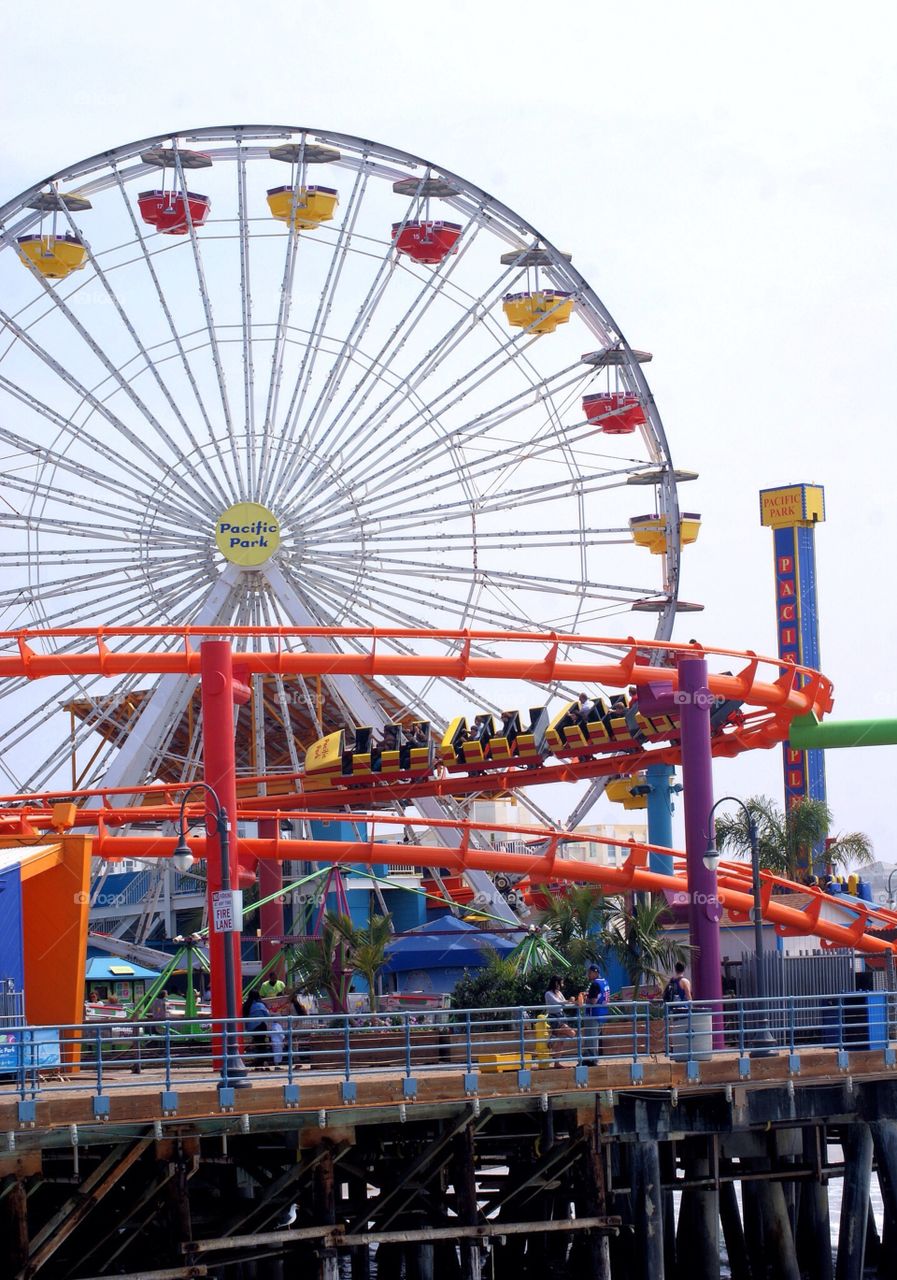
[759,484,825,530]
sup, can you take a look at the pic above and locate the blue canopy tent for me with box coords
[384,915,518,995]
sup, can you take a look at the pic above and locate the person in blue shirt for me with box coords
[583,962,610,1064]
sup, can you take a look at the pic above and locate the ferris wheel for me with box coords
[0,125,690,841]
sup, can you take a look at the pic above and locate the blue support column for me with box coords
[646,762,675,876]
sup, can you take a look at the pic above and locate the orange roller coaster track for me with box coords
[68,808,897,956]
[0,627,875,953]
[0,628,834,794]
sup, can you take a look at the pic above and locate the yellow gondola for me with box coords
[17,233,88,280]
[629,513,701,555]
[502,290,574,335]
[267,185,339,230]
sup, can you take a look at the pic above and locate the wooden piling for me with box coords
[755,1179,800,1280]
[795,1127,833,1280]
[452,1122,483,1280]
[835,1124,873,1280]
[1,1178,29,1273]
[630,1141,664,1279]
[718,1180,752,1280]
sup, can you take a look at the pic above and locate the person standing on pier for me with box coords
[583,963,609,1064]
[545,975,576,1067]
[662,962,692,1005]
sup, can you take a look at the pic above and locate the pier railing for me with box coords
[1,991,893,1103]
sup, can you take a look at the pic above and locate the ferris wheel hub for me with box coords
[214,502,281,567]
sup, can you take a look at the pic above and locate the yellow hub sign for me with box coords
[215,503,281,566]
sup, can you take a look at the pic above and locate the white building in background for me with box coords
[467,797,647,871]
[560,822,649,869]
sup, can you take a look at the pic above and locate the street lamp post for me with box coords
[704,796,775,1055]
[173,783,249,1088]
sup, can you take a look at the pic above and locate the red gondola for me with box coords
[392,220,462,264]
[582,392,646,434]
[137,191,211,236]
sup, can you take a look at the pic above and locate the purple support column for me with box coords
[677,655,723,1006]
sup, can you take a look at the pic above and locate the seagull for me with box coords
[276,1203,298,1228]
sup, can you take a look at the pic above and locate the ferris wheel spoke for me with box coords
[288,255,518,506]
[55,199,228,511]
[0,373,204,520]
[110,164,234,509]
[271,216,493,504]
[307,559,649,636]
[172,145,243,496]
[327,319,564,499]
[284,219,493,495]
[303,464,640,540]
[256,595,318,768]
[0,415,180,514]
[257,194,304,499]
[236,150,258,495]
[0,469,207,537]
[0,306,217,519]
[278,359,594,532]
[325,361,592,503]
[260,163,369,504]
[271,254,407,502]
[308,551,648,602]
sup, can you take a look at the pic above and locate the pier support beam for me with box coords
[576,1125,611,1280]
[796,1128,832,1280]
[870,1119,897,1225]
[676,1146,719,1280]
[718,1181,752,1280]
[836,1124,873,1280]
[755,1179,800,1280]
[313,1144,339,1280]
[452,1123,482,1280]
[630,1141,664,1279]
[1,1178,29,1273]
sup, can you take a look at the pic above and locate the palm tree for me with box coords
[712,795,873,879]
[538,885,608,964]
[606,898,688,999]
[286,914,353,1013]
[331,912,393,1013]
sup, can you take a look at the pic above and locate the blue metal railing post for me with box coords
[737,999,745,1057]
[343,1014,351,1081]
[518,1006,526,1068]
[788,996,796,1055]
[404,1013,412,1077]
[164,1021,172,1091]
[465,1011,472,1072]
[94,1026,103,1096]
[287,1015,294,1084]
[837,995,845,1052]
[17,1026,27,1101]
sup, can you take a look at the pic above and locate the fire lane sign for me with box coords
[212,890,243,933]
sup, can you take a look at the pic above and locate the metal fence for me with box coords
[1,992,895,1105]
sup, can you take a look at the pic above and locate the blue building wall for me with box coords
[0,864,25,991]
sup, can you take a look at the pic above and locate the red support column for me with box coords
[201,640,243,1028]
[258,818,285,976]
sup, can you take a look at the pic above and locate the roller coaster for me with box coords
[1,624,891,962]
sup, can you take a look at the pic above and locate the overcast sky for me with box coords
[1,1,894,856]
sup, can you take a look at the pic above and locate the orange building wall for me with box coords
[21,835,91,1033]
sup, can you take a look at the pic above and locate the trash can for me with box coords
[667,1006,713,1061]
